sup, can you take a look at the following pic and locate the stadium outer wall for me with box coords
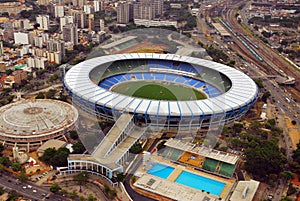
[63,53,259,132]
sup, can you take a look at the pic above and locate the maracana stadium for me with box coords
[63,53,258,131]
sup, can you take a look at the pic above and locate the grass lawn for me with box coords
[111,81,207,101]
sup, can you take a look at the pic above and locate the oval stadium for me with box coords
[63,53,258,131]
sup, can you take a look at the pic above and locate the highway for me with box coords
[216,0,300,122]
[0,173,67,201]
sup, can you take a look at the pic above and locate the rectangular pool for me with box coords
[175,171,225,196]
[147,163,174,179]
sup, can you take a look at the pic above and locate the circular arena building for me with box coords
[63,53,258,131]
[0,99,78,151]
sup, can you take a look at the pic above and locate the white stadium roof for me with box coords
[64,53,258,117]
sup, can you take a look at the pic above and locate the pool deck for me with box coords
[167,165,184,182]
[134,155,235,201]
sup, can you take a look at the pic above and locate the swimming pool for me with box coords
[147,163,174,179]
[175,171,225,196]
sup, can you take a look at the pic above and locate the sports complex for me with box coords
[63,53,259,200]
[64,53,258,131]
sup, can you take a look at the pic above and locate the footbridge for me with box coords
[67,113,146,180]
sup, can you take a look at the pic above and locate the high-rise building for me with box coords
[84,5,94,14]
[88,14,94,31]
[46,39,65,57]
[60,16,74,31]
[117,2,133,24]
[62,23,78,45]
[93,0,100,12]
[0,41,3,55]
[54,4,65,18]
[71,10,87,29]
[36,15,50,30]
[133,3,153,20]
[13,19,31,30]
[99,19,105,31]
[133,0,163,20]
[72,0,86,7]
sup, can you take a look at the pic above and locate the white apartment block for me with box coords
[27,57,48,69]
[55,4,64,18]
[14,32,29,45]
[36,15,50,31]
[60,16,74,31]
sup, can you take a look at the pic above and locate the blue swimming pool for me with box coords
[175,171,225,196]
[147,163,174,179]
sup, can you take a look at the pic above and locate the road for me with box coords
[0,173,67,201]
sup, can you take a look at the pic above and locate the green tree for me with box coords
[280,171,294,182]
[69,130,79,140]
[72,142,86,154]
[50,147,70,167]
[73,172,89,192]
[11,163,22,172]
[35,92,45,99]
[60,189,68,196]
[0,144,4,155]
[70,190,78,198]
[245,139,287,180]
[0,156,11,167]
[50,183,61,193]
[40,147,70,167]
[18,170,28,182]
[116,173,126,182]
[8,190,19,201]
[46,89,57,99]
[129,143,142,154]
[88,195,97,201]
[0,187,4,195]
[261,91,271,103]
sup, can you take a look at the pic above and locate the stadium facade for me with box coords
[63,53,258,131]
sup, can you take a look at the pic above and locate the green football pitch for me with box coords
[111,81,207,101]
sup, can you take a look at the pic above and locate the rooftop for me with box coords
[0,99,78,138]
[165,138,239,165]
[230,180,260,201]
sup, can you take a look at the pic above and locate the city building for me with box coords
[62,23,78,45]
[46,39,65,57]
[84,5,94,14]
[72,0,86,8]
[134,19,178,28]
[27,56,48,69]
[0,2,26,15]
[60,16,74,31]
[0,41,3,55]
[13,19,31,30]
[38,0,50,6]
[99,19,105,31]
[54,4,65,18]
[133,3,154,20]
[12,70,27,85]
[36,15,50,31]
[117,2,133,24]
[133,0,163,20]
[14,32,29,45]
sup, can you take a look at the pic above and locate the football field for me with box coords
[111,81,207,101]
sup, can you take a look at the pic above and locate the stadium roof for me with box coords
[64,53,258,118]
